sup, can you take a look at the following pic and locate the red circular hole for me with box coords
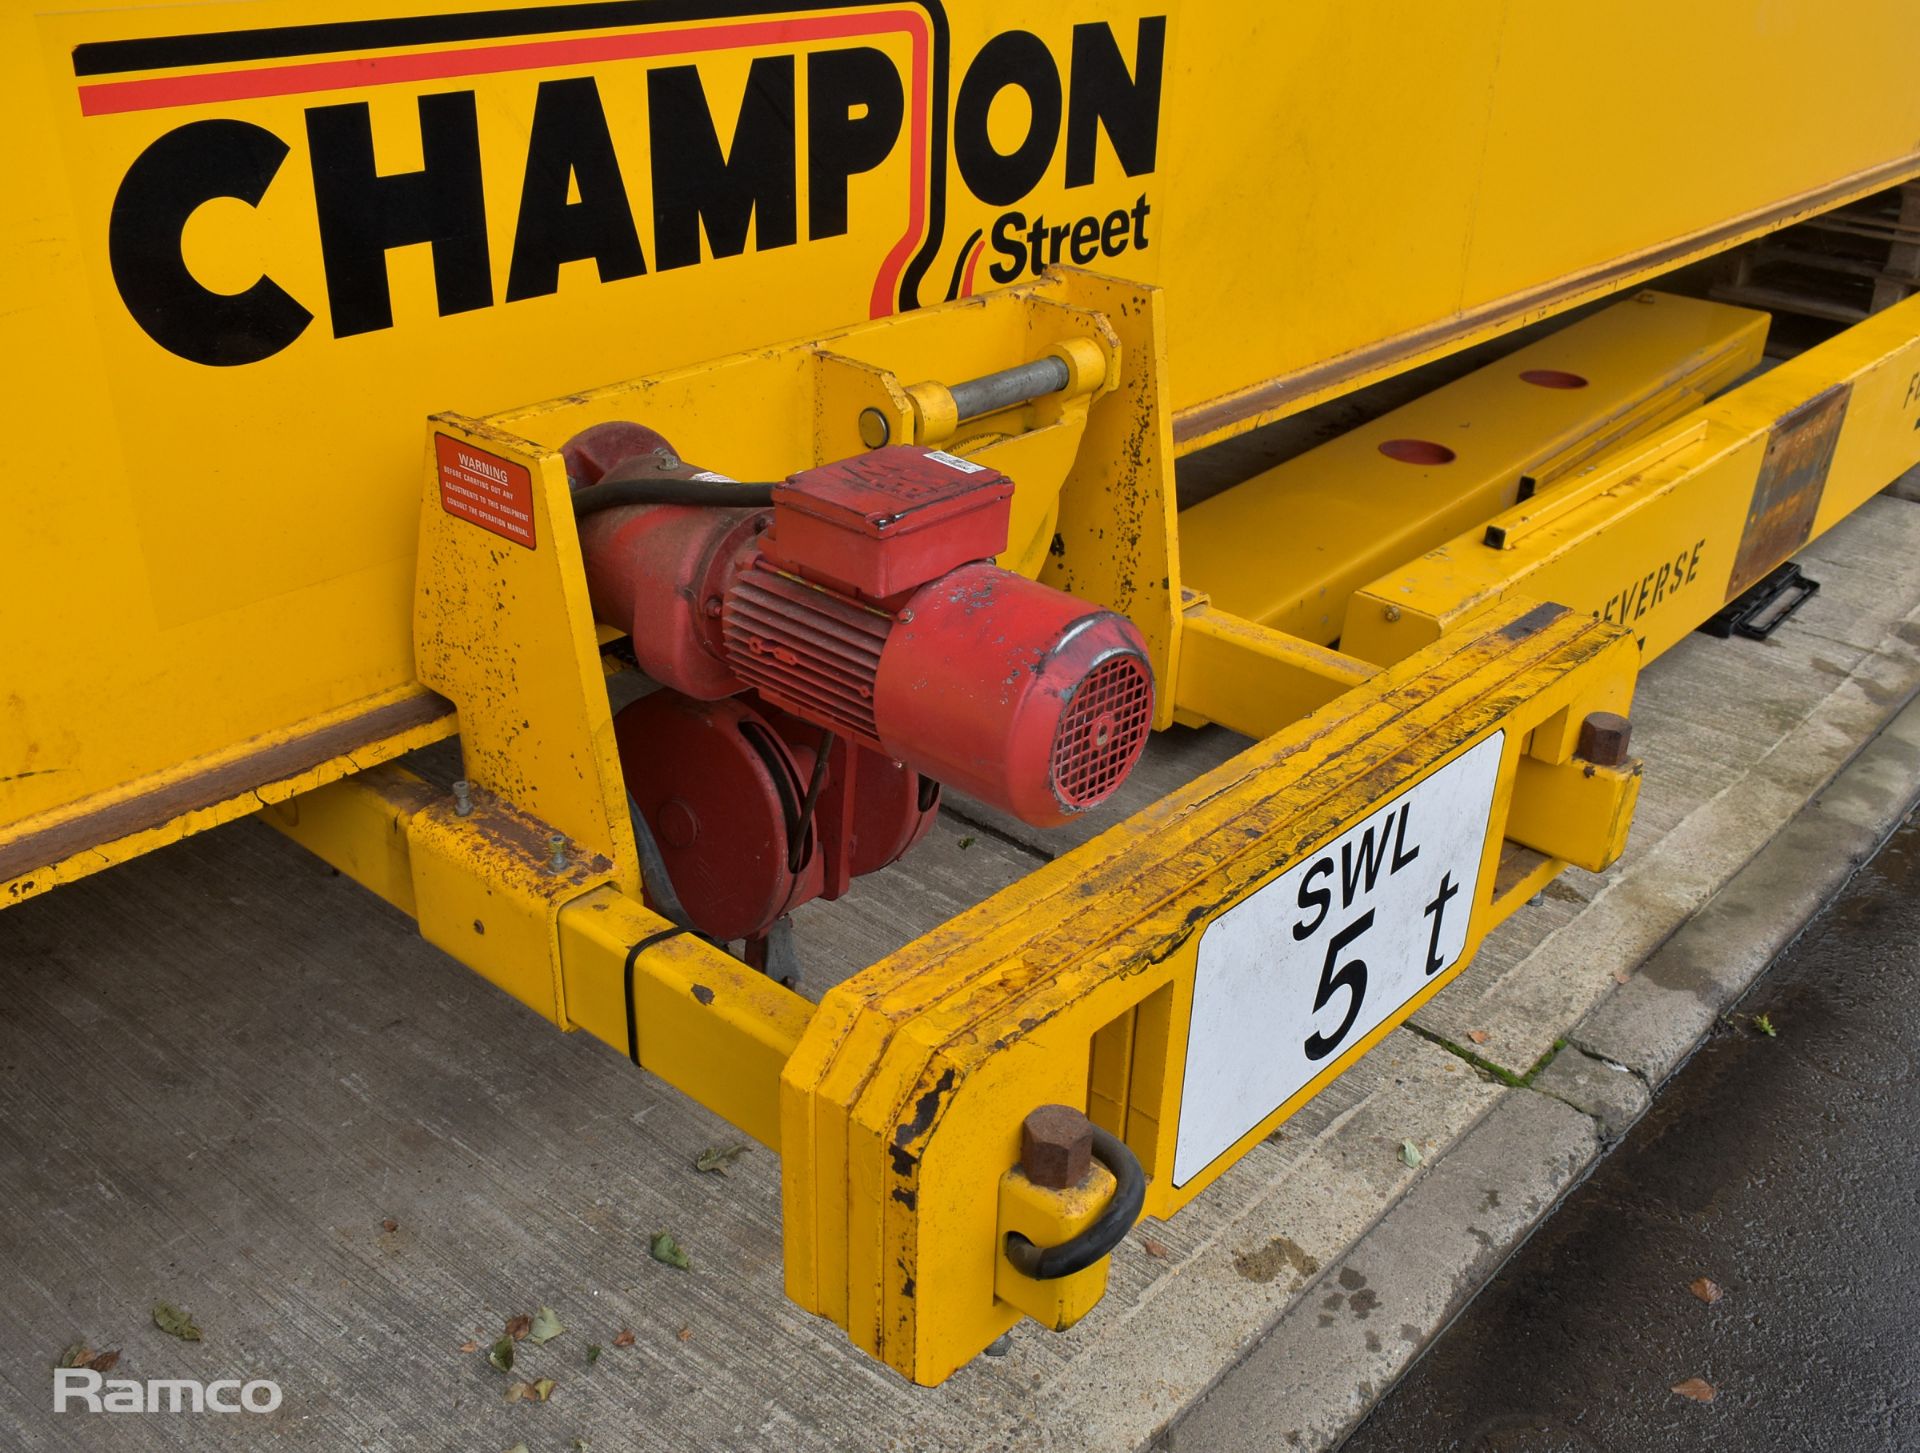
[1520,369,1589,389]
[1378,438,1457,466]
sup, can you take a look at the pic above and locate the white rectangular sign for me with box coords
[1173,732,1505,1187]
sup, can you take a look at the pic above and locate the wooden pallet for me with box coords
[1715,182,1920,339]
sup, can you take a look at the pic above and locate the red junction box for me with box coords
[763,446,1014,600]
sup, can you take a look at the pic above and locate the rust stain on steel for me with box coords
[449,786,614,884]
[0,690,455,882]
[1727,382,1852,601]
[1499,601,1571,640]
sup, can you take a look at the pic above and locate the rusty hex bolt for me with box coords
[1576,711,1632,767]
[1021,1105,1094,1190]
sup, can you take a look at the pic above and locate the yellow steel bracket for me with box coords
[263,272,1654,1387]
[467,268,1185,727]
[414,415,641,883]
[780,594,1641,1384]
[395,414,646,1026]
[994,1159,1118,1331]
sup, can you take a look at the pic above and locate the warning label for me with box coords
[435,434,536,549]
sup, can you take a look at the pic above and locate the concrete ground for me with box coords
[3,491,1920,1452]
[1346,803,1920,1452]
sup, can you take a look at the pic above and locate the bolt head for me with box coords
[658,798,699,849]
[1021,1104,1094,1189]
[1576,711,1632,767]
[857,407,892,449]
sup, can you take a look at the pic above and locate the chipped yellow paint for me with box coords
[413,414,640,887]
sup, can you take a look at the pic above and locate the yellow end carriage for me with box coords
[6,0,1920,1382]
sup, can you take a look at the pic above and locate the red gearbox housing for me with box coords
[567,422,1154,945]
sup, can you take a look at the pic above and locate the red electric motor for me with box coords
[567,422,1154,951]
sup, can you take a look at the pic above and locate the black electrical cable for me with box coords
[1002,1127,1146,1280]
[622,925,685,1066]
[787,728,836,874]
[626,791,695,932]
[570,477,778,515]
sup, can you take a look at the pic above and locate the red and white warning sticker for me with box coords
[435,434,536,549]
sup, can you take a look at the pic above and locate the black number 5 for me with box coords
[1304,910,1375,1062]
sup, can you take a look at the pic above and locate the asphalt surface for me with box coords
[1345,807,1920,1453]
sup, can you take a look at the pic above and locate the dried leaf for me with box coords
[85,1350,121,1375]
[531,1377,555,1402]
[650,1231,691,1270]
[612,1328,636,1348]
[152,1302,202,1342]
[381,1218,399,1234]
[676,1325,693,1342]
[488,1336,515,1373]
[1399,1139,1423,1169]
[505,1313,532,1341]
[1139,1236,1170,1259]
[459,1340,481,1354]
[58,1344,92,1369]
[1689,1277,1724,1305]
[504,1381,531,1404]
[1466,1029,1489,1045]
[1672,1377,1716,1403]
[586,1343,602,1365]
[527,1306,565,1345]
[694,1143,750,1175]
